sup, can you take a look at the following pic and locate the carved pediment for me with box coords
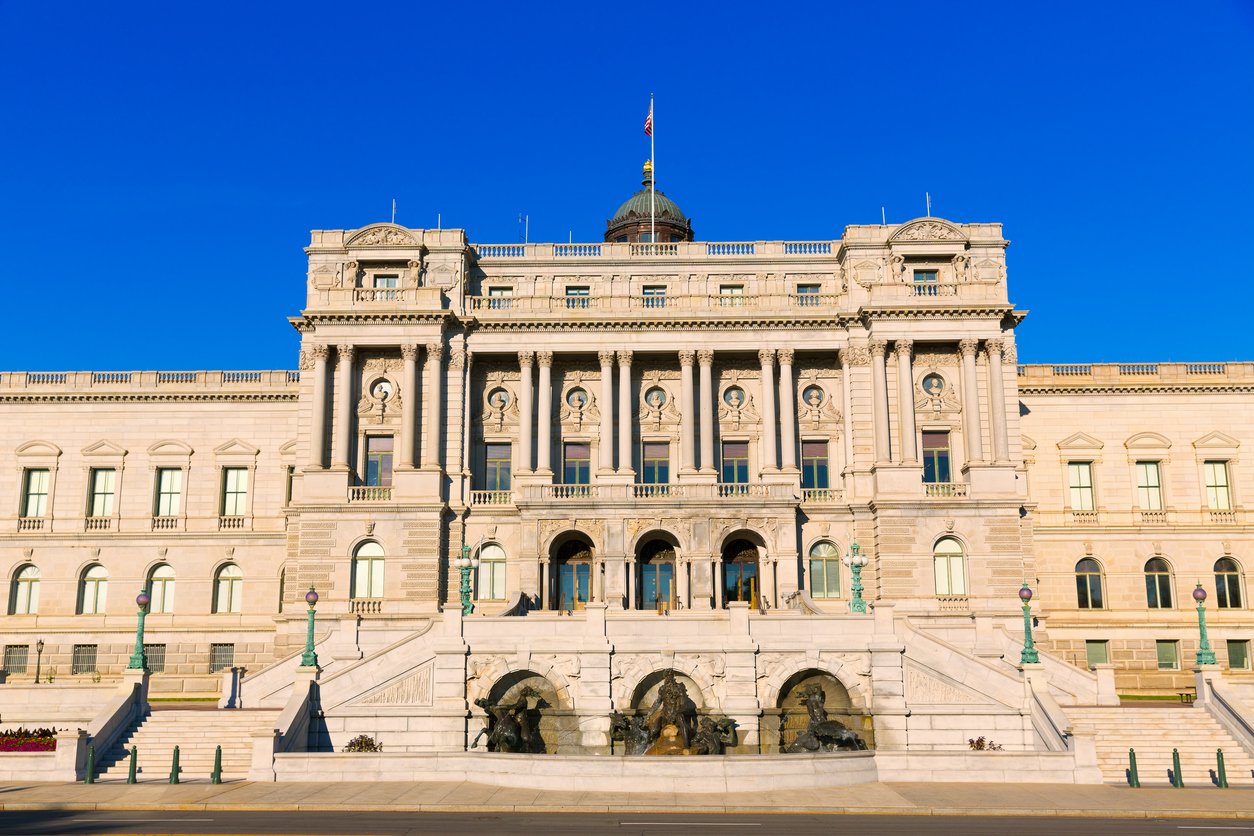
[1194,431,1240,451]
[346,663,434,707]
[347,225,417,247]
[82,439,128,458]
[147,439,194,458]
[890,218,967,242]
[1056,432,1104,453]
[213,438,261,457]
[16,440,62,458]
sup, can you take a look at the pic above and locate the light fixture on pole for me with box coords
[843,543,868,614]
[35,638,45,684]
[1193,584,1218,666]
[455,544,480,616]
[301,587,319,668]
[1019,582,1040,665]
[127,590,151,670]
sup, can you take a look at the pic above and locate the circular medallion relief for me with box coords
[487,387,511,409]
[801,385,824,407]
[370,379,394,401]
[723,386,745,408]
[921,373,946,396]
[566,387,588,408]
[644,387,668,408]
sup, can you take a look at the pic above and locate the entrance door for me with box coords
[723,539,759,605]
[638,539,676,610]
[558,562,590,611]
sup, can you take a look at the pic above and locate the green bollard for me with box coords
[127,746,137,784]
[168,745,180,785]
[1172,748,1184,788]
[84,745,96,784]
[211,745,222,785]
[1218,749,1230,788]
[1127,748,1140,787]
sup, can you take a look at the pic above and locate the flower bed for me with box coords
[0,728,56,752]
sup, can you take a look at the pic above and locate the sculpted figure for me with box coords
[784,684,868,753]
[471,686,546,753]
[691,716,738,755]
[609,711,651,756]
[644,670,697,751]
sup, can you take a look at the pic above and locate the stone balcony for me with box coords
[465,291,849,321]
[1033,508,1247,528]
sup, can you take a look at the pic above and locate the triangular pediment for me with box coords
[213,438,261,457]
[1057,432,1104,452]
[82,439,128,458]
[1194,431,1240,450]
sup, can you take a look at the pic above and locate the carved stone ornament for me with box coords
[347,225,417,247]
[639,384,679,430]
[449,349,467,370]
[891,220,966,242]
[958,338,980,358]
[311,344,330,361]
[298,349,313,371]
[777,348,795,366]
[839,345,870,367]
[867,339,888,358]
[798,383,841,429]
[357,373,402,425]
[905,665,983,704]
[536,351,553,368]
[852,259,883,288]
[518,351,535,368]
[355,665,433,706]
[481,385,519,432]
[401,345,419,362]
[363,358,403,376]
[916,372,961,418]
[718,383,758,430]
[538,518,604,550]
[952,253,971,283]
[598,350,616,367]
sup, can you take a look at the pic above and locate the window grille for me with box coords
[3,645,29,674]
[210,643,235,673]
[71,644,98,675]
[144,643,167,673]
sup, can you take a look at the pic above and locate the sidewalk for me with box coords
[1,780,1254,819]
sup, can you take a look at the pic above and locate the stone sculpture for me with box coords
[612,670,737,755]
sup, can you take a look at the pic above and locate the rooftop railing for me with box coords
[466,292,848,317]
[1016,362,1254,387]
[473,240,840,261]
[0,370,301,392]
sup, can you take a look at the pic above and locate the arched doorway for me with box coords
[638,538,676,611]
[721,538,759,606]
[552,536,594,611]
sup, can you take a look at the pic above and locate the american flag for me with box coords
[644,101,653,137]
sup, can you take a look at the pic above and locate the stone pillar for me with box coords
[758,349,778,471]
[698,349,716,473]
[308,344,329,468]
[518,352,534,473]
[332,344,355,469]
[448,347,468,488]
[539,559,550,610]
[777,348,797,470]
[399,345,419,469]
[423,343,443,470]
[958,338,983,463]
[895,339,917,463]
[536,351,554,474]
[679,350,696,473]
[986,339,1010,463]
[625,558,636,610]
[676,557,689,609]
[598,350,615,473]
[869,339,890,463]
[617,351,633,476]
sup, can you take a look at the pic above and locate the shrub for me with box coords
[342,734,382,752]
[0,727,57,752]
[967,736,1004,751]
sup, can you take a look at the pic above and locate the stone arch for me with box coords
[758,661,870,714]
[614,661,720,713]
[715,525,772,556]
[769,667,875,751]
[548,531,595,611]
[540,524,601,556]
[719,530,767,605]
[468,665,576,754]
[627,526,684,557]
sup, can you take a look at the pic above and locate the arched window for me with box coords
[933,538,966,596]
[148,564,176,613]
[1145,558,1173,609]
[638,539,676,610]
[79,564,109,614]
[809,541,841,599]
[1215,558,1243,609]
[722,539,760,605]
[476,543,506,601]
[10,565,40,615]
[214,564,243,614]
[554,539,593,611]
[352,542,385,599]
[1075,558,1104,609]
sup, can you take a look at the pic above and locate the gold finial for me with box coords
[643,159,653,173]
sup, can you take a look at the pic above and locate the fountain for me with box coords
[470,686,546,753]
[610,670,737,755]
[782,683,867,753]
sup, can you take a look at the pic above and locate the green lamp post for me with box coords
[455,544,480,616]
[127,590,151,670]
[1019,582,1040,665]
[844,543,868,614]
[1193,584,1218,666]
[300,587,319,667]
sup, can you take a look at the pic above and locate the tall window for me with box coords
[155,468,182,516]
[1204,461,1232,510]
[722,441,750,484]
[554,540,592,611]
[922,431,951,483]
[148,564,176,613]
[723,540,759,605]
[809,541,841,599]
[641,442,670,484]
[215,564,243,613]
[1075,558,1104,609]
[88,468,116,517]
[638,540,676,610]
[476,543,507,601]
[352,542,385,599]
[10,565,40,615]
[801,441,828,490]
[365,437,394,487]
[221,468,249,516]
[563,442,591,485]
[1135,461,1163,510]
[796,284,821,307]
[1067,462,1095,510]
[1215,558,1243,609]
[1144,558,1173,609]
[21,469,49,518]
[79,564,109,615]
[933,537,966,596]
[565,286,590,309]
[642,285,667,308]
[484,443,512,491]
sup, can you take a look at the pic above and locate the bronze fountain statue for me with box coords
[782,683,867,753]
[610,670,737,755]
[471,685,547,753]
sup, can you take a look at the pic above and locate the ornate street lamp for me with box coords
[127,590,151,670]
[1019,582,1040,665]
[34,638,45,684]
[300,587,319,668]
[843,543,868,614]
[1193,584,1218,666]
[454,544,480,616]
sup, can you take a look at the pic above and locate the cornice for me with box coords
[292,311,452,331]
[1019,384,1254,396]
[0,393,300,404]
[858,305,1015,321]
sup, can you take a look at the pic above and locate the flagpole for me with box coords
[649,93,655,247]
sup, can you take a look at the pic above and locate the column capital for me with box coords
[449,348,467,370]
[426,342,444,361]
[336,344,355,362]
[758,348,776,366]
[401,344,419,361]
[839,344,869,367]
[894,339,913,358]
[958,338,980,358]
[867,338,888,358]
[598,350,616,367]
[518,351,535,368]
[616,350,633,366]
[985,338,1004,357]
[697,349,715,366]
[537,350,554,368]
[311,343,330,361]
[678,349,696,367]
[777,348,794,366]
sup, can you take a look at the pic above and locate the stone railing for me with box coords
[349,486,393,503]
[350,599,383,615]
[1069,510,1100,525]
[469,490,513,506]
[84,517,112,531]
[1017,362,1254,389]
[801,488,845,504]
[1138,510,1169,525]
[0,370,301,395]
[1210,509,1238,525]
[633,484,684,499]
[466,292,849,317]
[1033,508,1246,527]
[516,482,796,503]
[151,516,181,531]
[937,596,970,613]
[473,240,839,261]
[924,482,969,498]
[17,517,44,531]
[353,287,406,303]
[218,515,247,530]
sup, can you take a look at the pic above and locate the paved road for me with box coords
[3,811,1254,835]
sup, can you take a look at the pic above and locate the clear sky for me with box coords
[1,1,1251,370]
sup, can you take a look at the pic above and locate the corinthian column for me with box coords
[332,344,355,469]
[617,351,633,476]
[399,345,418,468]
[518,352,534,473]
[868,339,890,462]
[986,339,1010,463]
[958,339,983,463]
[422,343,443,470]
[308,344,329,468]
[536,351,554,474]
[759,349,778,471]
[777,348,797,470]
[598,351,615,473]
[679,350,696,473]
[895,340,917,463]
[698,349,715,473]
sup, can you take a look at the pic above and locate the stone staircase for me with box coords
[97,708,279,782]
[1068,705,1254,786]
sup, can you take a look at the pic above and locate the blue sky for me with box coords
[1,1,1251,369]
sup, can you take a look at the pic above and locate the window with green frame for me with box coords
[483,443,512,491]
[922,431,951,483]
[800,441,828,489]
[641,442,669,484]
[365,436,394,487]
[809,541,840,598]
[721,441,749,484]
[563,442,591,485]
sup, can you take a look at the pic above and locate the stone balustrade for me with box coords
[473,240,837,261]
[1033,508,1245,527]
[923,482,969,498]
[1017,361,1254,389]
[0,370,300,393]
[465,291,850,318]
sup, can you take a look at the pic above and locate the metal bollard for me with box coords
[211,745,222,785]
[168,745,181,785]
[1127,748,1140,788]
[1218,749,1230,788]
[127,746,137,784]
[84,745,96,784]
[1172,748,1184,788]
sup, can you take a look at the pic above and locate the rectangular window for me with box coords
[719,285,744,307]
[1136,461,1163,510]
[641,442,670,484]
[284,466,294,507]
[642,285,667,308]
[3,645,29,674]
[1068,462,1095,511]
[22,468,49,518]
[487,286,514,309]
[796,284,821,306]
[71,644,98,675]
[155,468,182,517]
[1156,640,1179,671]
[922,431,952,484]
[221,467,249,516]
[88,468,116,517]
[563,443,591,485]
[1085,640,1109,667]
[365,436,394,487]
[800,441,829,490]
[913,269,939,296]
[372,274,398,289]
[722,441,750,484]
[565,286,590,309]
[210,643,235,673]
[1228,640,1250,671]
[144,644,167,674]
[1205,461,1232,510]
[484,443,512,491]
